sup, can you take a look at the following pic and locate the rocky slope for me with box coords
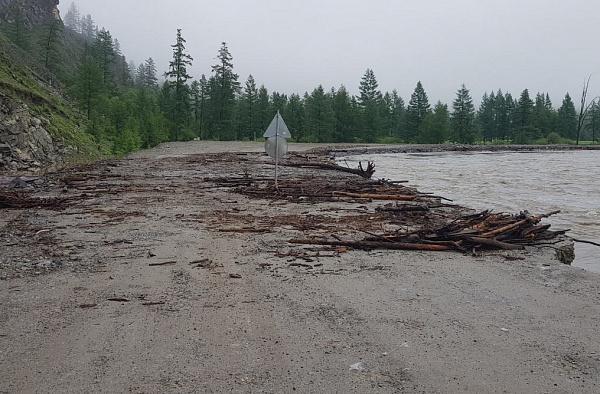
[0,1,98,173]
[0,0,60,26]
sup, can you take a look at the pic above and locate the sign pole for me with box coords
[275,112,279,189]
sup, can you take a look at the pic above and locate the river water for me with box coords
[341,150,600,273]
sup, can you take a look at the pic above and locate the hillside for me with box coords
[0,1,98,173]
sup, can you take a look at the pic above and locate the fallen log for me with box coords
[461,236,525,250]
[332,191,417,201]
[376,204,430,213]
[278,161,376,179]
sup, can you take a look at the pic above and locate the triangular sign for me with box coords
[263,111,292,138]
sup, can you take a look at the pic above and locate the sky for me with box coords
[59,0,600,105]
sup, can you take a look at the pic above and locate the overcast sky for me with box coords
[60,0,600,104]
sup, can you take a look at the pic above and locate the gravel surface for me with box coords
[1,141,599,393]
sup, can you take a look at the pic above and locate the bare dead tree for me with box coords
[576,75,599,145]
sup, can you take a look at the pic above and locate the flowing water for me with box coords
[341,150,600,272]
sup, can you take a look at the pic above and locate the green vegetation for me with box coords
[1,0,598,163]
[0,32,98,159]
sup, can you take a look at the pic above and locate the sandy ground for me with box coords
[1,141,599,393]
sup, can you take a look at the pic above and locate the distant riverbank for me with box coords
[324,143,600,157]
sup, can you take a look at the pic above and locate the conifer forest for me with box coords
[3,2,599,155]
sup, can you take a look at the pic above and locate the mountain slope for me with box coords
[0,29,97,172]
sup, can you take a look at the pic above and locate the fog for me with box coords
[60,0,600,104]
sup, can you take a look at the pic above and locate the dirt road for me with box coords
[1,142,599,393]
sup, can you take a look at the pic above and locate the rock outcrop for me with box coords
[0,93,68,172]
[0,0,60,26]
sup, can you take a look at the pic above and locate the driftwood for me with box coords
[148,261,177,267]
[376,204,430,213]
[290,239,452,251]
[279,161,376,179]
[332,192,417,201]
[291,210,565,254]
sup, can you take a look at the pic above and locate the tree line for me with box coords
[4,2,599,156]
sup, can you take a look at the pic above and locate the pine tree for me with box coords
[304,85,335,142]
[239,75,258,140]
[358,69,382,142]
[419,102,450,143]
[389,90,406,140]
[165,29,193,140]
[451,85,476,143]
[73,45,103,120]
[64,2,81,32]
[93,29,115,89]
[406,81,431,142]
[332,86,355,142]
[256,85,271,131]
[286,94,305,142]
[144,58,158,88]
[512,89,536,143]
[81,14,96,41]
[478,92,495,142]
[494,90,510,141]
[557,93,577,140]
[41,16,63,76]
[588,101,600,143]
[207,42,240,139]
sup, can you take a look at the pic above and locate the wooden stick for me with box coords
[148,261,177,267]
[572,238,600,247]
[332,191,417,201]
[289,239,452,251]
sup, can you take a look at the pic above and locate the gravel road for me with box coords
[1,142,599,393]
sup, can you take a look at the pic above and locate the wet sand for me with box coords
[1,141,599,393]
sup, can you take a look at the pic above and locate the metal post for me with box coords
[275,112,279,189]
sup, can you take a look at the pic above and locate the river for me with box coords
[341,150,600,272]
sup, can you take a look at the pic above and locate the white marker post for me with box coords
[264,111,292,189]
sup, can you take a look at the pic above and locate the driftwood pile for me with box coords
[208,161,449,204]
[291,210,567,253]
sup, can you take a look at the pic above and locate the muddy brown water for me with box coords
[341,150,600,272]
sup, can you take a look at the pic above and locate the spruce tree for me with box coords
[81,14,96,41]
[165,29,193,140]
[144,58,158,88]
[286,94,305,142]
[557,93,577,140]
[358,69,382,142]
[64,2,81,32]
[333,86,355,142]
[406,81,431,142]
[513,89,536,143]
[243,75,258,140]
[256,85,271,131]
[494,90,510,141]
[419,102,450,144]
[451,84,476,143]
[93,29,115,89]
[41,16,63,76]
[73,45,103,120]
[208,42,240,139]
[478,92,495,142]
[389,90,406,140]
[304,85,335,142]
